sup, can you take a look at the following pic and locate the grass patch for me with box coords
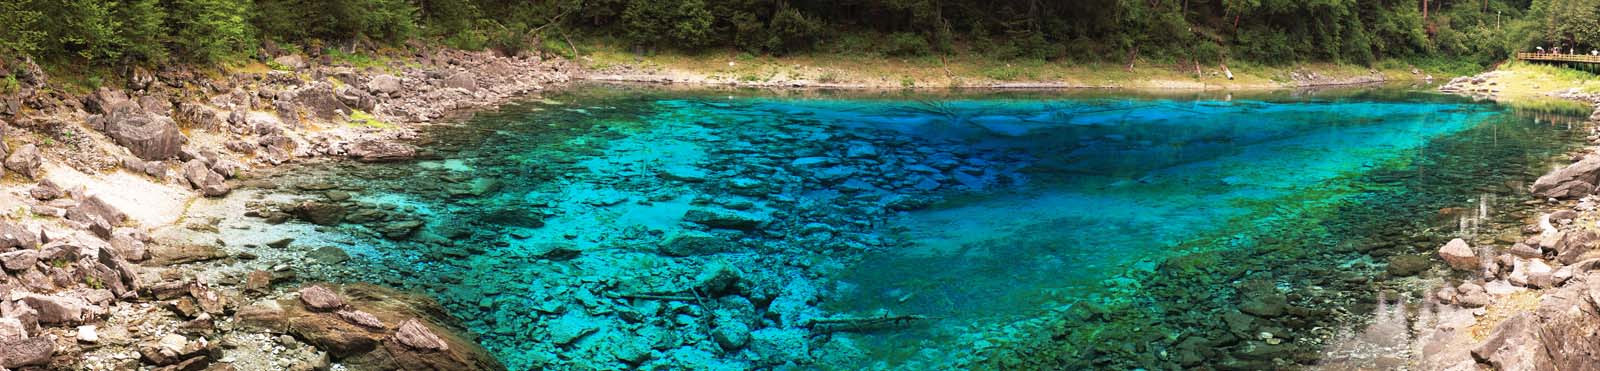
[325,48,388,69]
[346,110,393,128]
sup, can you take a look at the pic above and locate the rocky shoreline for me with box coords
[0,46,573,370]
[581,62,1431,90]
[1419,76,1600,369]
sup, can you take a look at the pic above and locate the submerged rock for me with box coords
[346,139,417,163]
[1386,255,1429,277]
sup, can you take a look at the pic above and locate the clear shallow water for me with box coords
[233,86,1586,370]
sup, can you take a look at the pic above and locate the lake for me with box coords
[201,84,1588,370]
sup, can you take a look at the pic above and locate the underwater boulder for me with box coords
[658,231,732,257]
[1385,255,1429,277]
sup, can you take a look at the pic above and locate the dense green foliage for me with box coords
[0,0,1598,69]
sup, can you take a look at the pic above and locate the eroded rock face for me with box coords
[1533,155,1600,199]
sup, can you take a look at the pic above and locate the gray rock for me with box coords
[334,86,376,112]
[298,286,344,312]
[747,328,810,366]
[609,336,651,364]
[106,113,185,161]
[309,246,350,264]
[366,75,402,94]
[0,318,24,343]
[1533,155,1600,199]
[3,144,40,180]
[29,179,61,200]
[182,159,230,197]
[346,139,416,162]
[0,223,37,251]
[337,310,384,329]
[657,165,708,182]
[0,250,38,272]
[14,293,88,324]
[548,312,597,345]
[1438,238,1478,271]
[711,321,751,351]
[1509,243,1542,259]
[443,72,479,91]
[0,336,53,368]
[272,54,306,70]
[1457,282,1491,308]
[1553,230,1597,264]
[658,231,731,257]
[684,209,770,231]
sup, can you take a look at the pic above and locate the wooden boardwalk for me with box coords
[1516,52,1600,64]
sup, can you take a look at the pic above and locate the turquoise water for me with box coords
[237,86,1585,370]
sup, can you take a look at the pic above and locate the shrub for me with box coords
[884,32,931,57]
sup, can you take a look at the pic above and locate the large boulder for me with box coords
[106,113,185,161]
[442,72,478,91]
[0,336,53,368]
[345,139,416,163]
[366,75,402,95]
[1533,156,1600,199]
[3,143,40,180]
[1438,238,1479,271]
[1471,273,1600,370]
[335,86,377,112]
[283,83,351,121]
[1551,230,1598,264]
[13,293,89,324]
[181,159,230,197]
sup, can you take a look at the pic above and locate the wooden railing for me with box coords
[1516,52,1600,63]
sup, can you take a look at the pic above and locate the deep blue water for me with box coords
[229,86,1587,370]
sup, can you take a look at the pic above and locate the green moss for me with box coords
[347,110,394,128]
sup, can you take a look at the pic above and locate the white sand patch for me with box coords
[42,164,194,227]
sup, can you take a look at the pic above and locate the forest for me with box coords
[1,0,1598,69]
